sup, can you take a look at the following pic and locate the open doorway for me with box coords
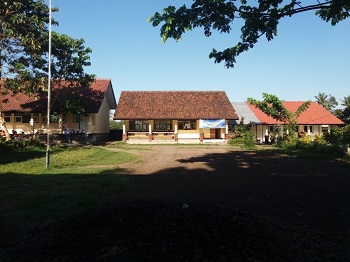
[210,128,221,139]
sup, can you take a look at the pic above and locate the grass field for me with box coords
[0,144,138,227]
[0,142,348,231]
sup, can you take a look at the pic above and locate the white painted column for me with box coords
[149,124,152,134]
[59,117,63,131]
[174,124,178,134]
[225,124,228,134]
[122,124,126,135]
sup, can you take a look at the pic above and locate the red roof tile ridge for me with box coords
[94,78,111,81]
[120,90,226,93]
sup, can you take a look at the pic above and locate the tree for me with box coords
[314,92,338,112]
[1,0,52,140]
[247,93,311,137]
[337,96,350,124]
[48,32,95,116]
[150,0,350,68]
[323,124,350,154]
[110,120,123,130]
[341,107,350,124]
[0,0,94,140]
[315,92,329,107]
[341,95,350,108]
[0,1,55,92]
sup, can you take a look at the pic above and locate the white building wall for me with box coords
[93,95,110,134]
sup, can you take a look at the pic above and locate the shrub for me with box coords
[227,136,244,146]
[228,131,256,149]
[243,131,256,149]
[110,120,123,130]
[0,137,44,153]
[279,134,343,157]
[323,125,350,148]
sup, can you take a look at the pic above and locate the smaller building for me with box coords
[231,101,344,143]
[0,79,116,141]
[114,91,238,143]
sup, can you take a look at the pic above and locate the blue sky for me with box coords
[52,0,350,106]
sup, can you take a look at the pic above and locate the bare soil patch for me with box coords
[2,145,350,261]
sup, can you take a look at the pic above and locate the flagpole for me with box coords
[46,0,52,167]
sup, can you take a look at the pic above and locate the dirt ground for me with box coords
[2,144,350,261]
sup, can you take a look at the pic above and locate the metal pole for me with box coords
[46,0,52,167]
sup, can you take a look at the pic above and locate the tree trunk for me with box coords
[0,117,11,141]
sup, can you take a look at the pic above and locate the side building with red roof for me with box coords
[0,79,116,142]
[114,91,238,143]
[232,101,344,143]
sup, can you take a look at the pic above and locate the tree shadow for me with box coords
[1,150,350,261]
[21,85,105,113]
[129,150,350,235]
[2,153,350,262]
[0,148,47,164]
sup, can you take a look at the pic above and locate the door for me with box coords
[210,129,216,139]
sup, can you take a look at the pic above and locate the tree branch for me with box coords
[237,0,339,18]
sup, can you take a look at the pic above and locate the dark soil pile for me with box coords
[2,200,349,262]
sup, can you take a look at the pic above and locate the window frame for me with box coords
[32,114,39,123]
[73,114,80,123]
[4,114,11,123]
[303,125,313,133]
[50,115,60,123]
[178,120,197,130]
[154,120,173,131]
[15,115,22,123]
[129,120,149,132]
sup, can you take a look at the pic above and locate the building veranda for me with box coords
[231,101,345,143]
[0,79,116,142]
[114,91,239,143]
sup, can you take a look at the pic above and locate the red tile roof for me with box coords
[114,91,238,120]
[0,79,114,113]
[247,101,344,125]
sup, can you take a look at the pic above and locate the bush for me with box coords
[323,125,350,148]
[110,120,123,130]
[228,131,256,149]
[0,138,43,153]
[243,131,256,149]
[227,136,244,146]
[279,135,343,157]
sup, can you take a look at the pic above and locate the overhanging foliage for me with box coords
[150,0,350,68]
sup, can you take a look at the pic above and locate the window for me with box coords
[322,125,329,135]
[22,114,31,123]
[50,115,59,123]
[73,114,80,123]
[61,115,66,123]
[269,125,279,133]
[4,114,11,123]
[73,115,79,123]
[303,125,313,133]
[154,120,172,131]
[129,120,148,131]
[42,114,63,123]
[32,114,39,123]
[178,120,197,130]
[15,115,22,123]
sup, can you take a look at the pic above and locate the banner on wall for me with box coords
[199,119,226,129]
